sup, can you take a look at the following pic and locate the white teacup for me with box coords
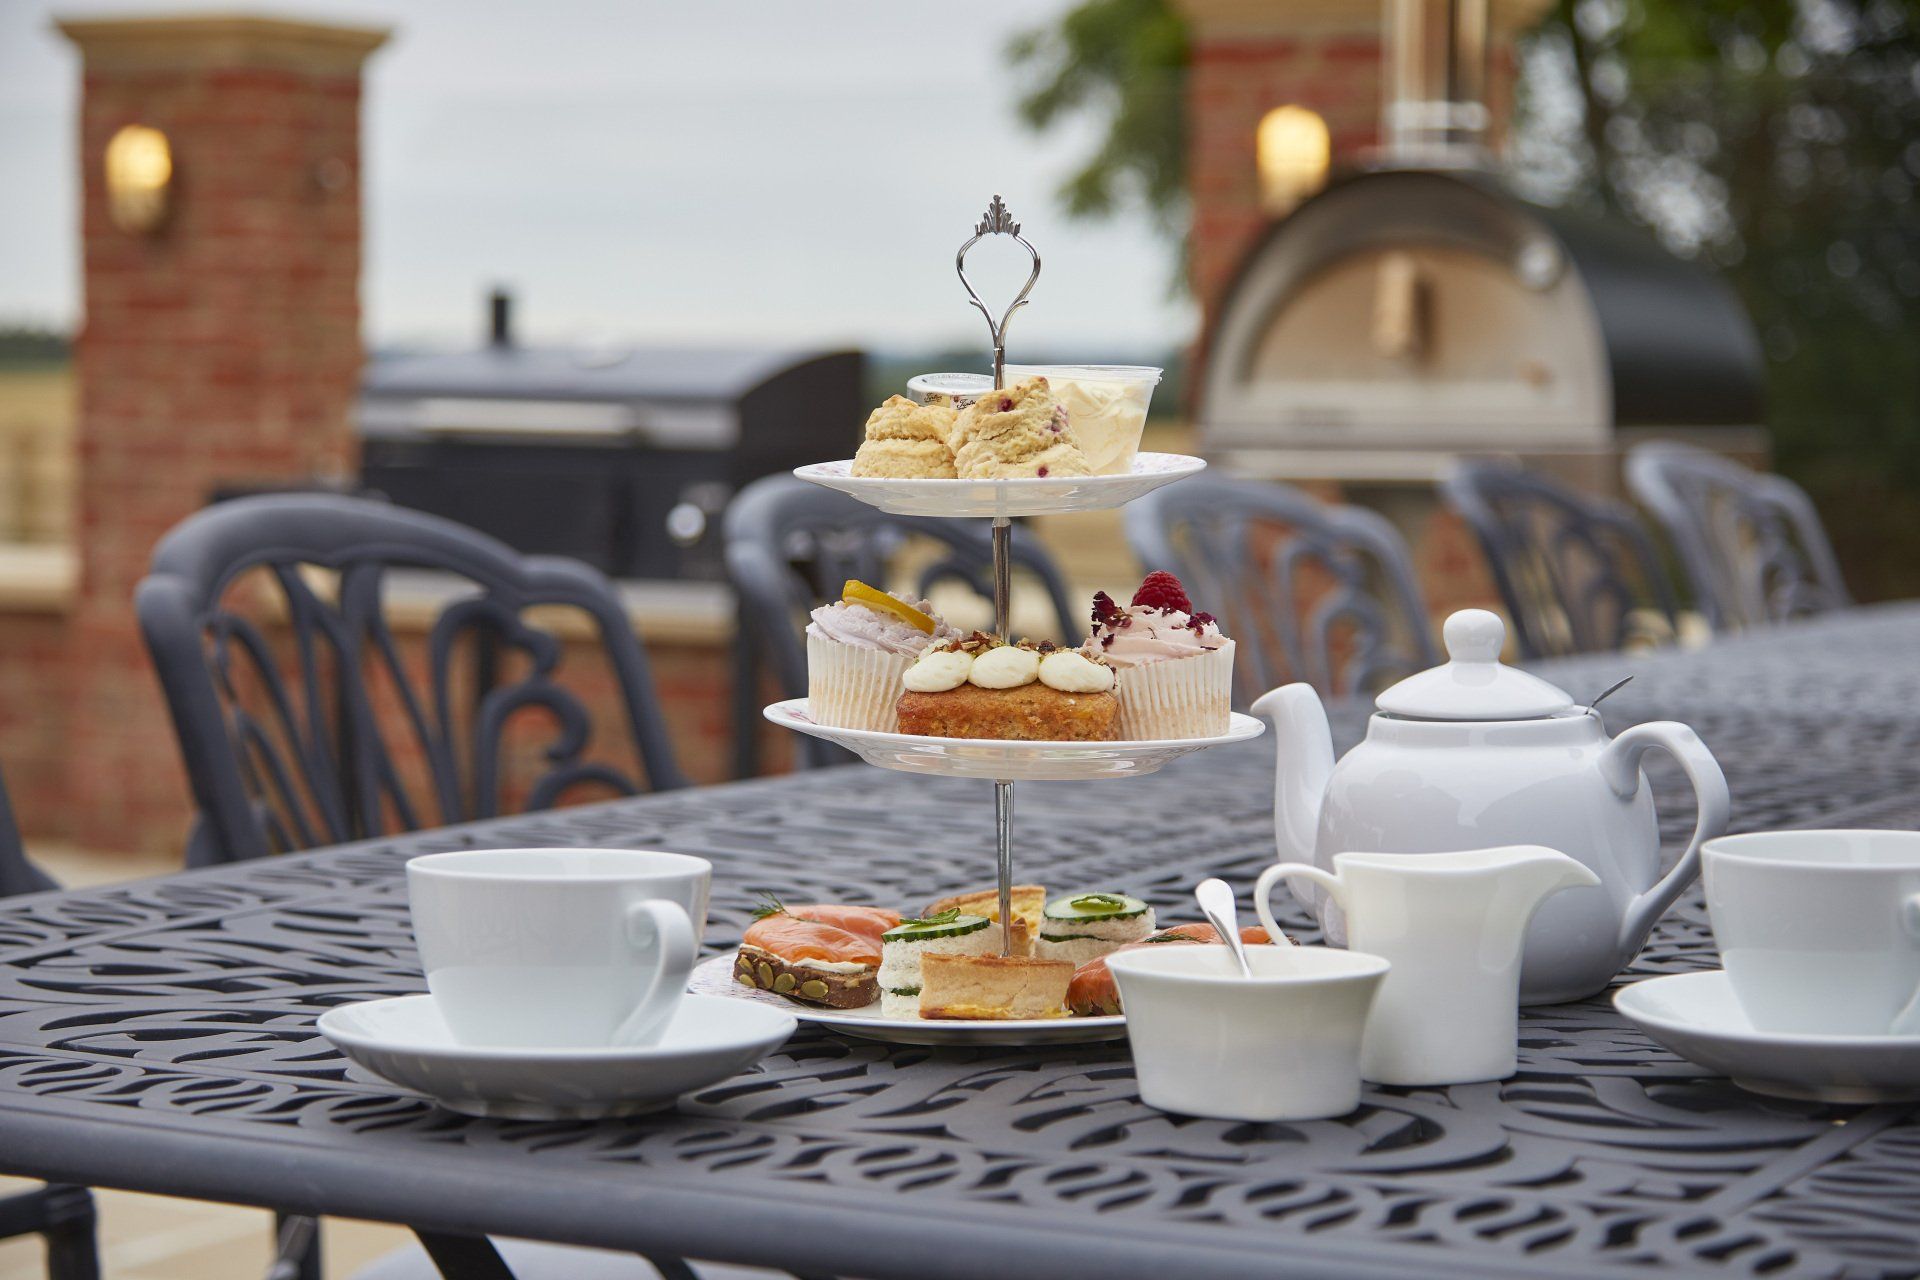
[406,848,710,1048]
[1703,830,1920,1036]
[1107,944,1388,1122]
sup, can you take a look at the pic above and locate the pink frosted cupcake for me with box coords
[806,580,959,734]
[1085,571,1234,739]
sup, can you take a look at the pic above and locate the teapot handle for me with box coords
[1599,721,1730,957]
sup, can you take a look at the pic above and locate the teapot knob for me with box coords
[1443,609,1506,664]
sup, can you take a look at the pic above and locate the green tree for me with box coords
[1007,0,1188,241]
[1511,0,1920,597]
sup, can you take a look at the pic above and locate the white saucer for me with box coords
[1614,970,1920,1104]
[318,994,797,1120]
[763,700,1265,782]
[691,955,1127,1047]
[792,453,1205,518]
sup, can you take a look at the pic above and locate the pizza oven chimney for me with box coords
[1383,0,1493,168]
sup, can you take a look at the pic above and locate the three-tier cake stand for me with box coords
[764,196,1263,1016]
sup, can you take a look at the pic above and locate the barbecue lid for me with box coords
[1375,610,1574,720]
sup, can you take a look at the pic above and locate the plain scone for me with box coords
[851,395,959,478]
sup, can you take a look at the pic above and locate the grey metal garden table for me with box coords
[4,605,1920,1280]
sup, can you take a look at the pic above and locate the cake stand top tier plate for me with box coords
[793,453,1204,519]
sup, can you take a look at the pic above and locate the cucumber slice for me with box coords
[881,911,990,943]
[1043,892,1149,923]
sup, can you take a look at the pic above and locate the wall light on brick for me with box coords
[104,123,172,235]
[1257,104,1330,215]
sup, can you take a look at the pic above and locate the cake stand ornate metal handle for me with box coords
[955,193,1044,951]
[955,194,1042,391]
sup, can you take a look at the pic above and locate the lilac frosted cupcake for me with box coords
[806,580,958,733]
[1085,571,1234,739]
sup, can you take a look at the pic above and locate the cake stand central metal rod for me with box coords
[992,513,1015,954]
[994,780,1014,956]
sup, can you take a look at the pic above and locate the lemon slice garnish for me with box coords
[842,580,935,633]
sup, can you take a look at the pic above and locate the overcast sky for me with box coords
[0,0,1192,355]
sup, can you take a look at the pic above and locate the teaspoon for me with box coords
[1195,878,1255,979]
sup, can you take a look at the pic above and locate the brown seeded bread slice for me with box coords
[734,944,877,1009]
[924,885,1044,957]
[918,953,1073,1020]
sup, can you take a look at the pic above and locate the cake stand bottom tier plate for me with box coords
[691,955,1127,1046]
[763,700,1264,781]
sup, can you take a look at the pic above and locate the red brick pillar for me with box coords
[56,16,387,852]
[1175,0,1543,327]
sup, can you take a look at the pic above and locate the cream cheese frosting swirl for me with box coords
[901,636,1115,693]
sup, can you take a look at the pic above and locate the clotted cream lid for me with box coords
[1374,609,1576,720]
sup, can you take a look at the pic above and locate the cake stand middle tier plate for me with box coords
[764,699,1265,781]
[792,453,1204,518]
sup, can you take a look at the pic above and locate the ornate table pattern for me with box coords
[2,606,1920,1278]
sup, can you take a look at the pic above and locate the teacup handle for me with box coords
[1256,863,1349,942]
[1600,721,1730,956]
[610,900,698,1046]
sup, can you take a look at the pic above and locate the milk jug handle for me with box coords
[1599,721,1731,954]
[1255,862,1347,942]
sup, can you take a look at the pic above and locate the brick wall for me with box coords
[1179,0,1537,329]
[51,17,386,850]
[1188,31,1384,317]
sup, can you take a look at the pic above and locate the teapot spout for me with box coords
[1252,684,1333,866]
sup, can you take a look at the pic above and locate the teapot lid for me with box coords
[1375,610,1576,720]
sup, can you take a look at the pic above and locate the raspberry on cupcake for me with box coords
[1085,571,1234,739]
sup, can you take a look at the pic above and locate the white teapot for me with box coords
[1254,609,1730,1004]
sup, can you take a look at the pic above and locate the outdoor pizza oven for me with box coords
[1197,0,1765,483]
[359,293,863,581]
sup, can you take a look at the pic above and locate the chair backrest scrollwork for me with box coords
[138,494,688,864]
[1443,460,1682,659]
[1626,443,1850,632]
[1124,474,1439,702]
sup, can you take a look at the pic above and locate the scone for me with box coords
[948,377,1091,479]
[895,634,1118,741]
[852,395,959,478]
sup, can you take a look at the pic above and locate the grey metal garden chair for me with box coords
[0,768,101,1280]
[1124,473,1439,703]
[1442,459,1682,659]
[137,494,689,866]
[724,474,1079,771]
[1625,442,1851,632]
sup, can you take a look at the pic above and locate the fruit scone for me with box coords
[897,633,1118,741]
[948,376,1090,479]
